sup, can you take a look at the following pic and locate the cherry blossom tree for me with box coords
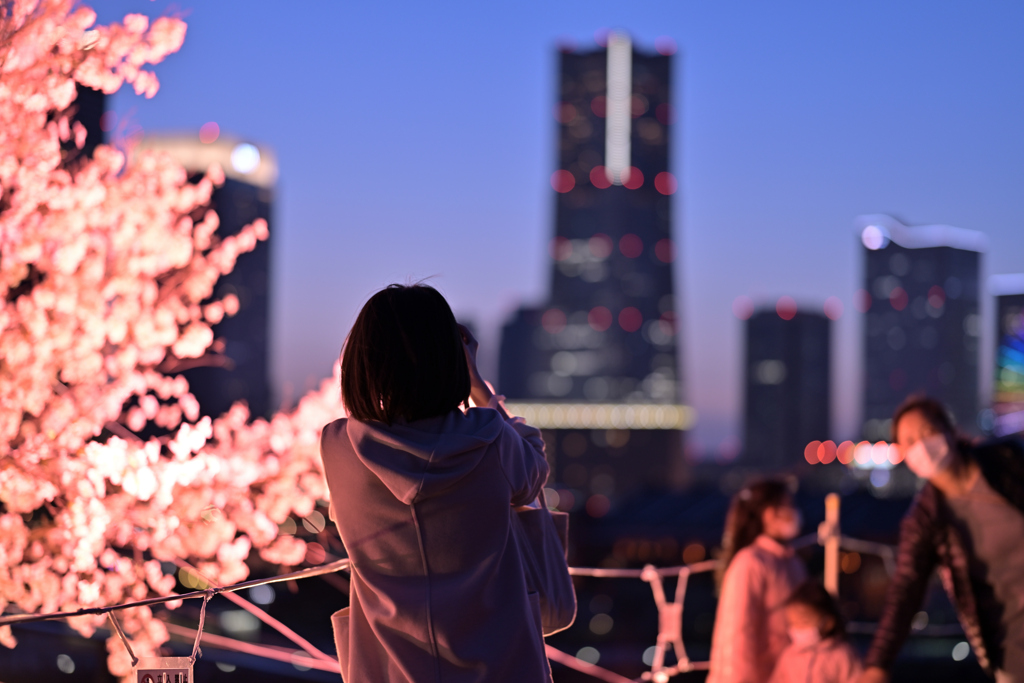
[0,1,343,676]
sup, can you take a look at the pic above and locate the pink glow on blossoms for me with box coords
[623,167,644,190]
[619,233,643,258]
[551,170,575,193]
[199,121,219,144]
[588,306,613,332]
[824,296,843,320]
[732,296,754,320]
[589,165,611,189]
[654,171,677,195]
[0,3,345,675]
[777,296,798,320]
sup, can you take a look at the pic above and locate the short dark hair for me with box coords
[341,284,470,424]
[891,394,956,442]
[786,579,845,639]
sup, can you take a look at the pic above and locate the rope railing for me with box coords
[0,501,913,683]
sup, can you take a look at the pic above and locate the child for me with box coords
[768,580,863,683]
[708,480,807,683]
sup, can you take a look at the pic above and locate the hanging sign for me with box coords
[135,656,193,683]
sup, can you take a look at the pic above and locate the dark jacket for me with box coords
[865,438,1024,675]
[320,408,552,683]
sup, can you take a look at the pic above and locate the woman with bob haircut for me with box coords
[320,284,553,682]
[860,395,1024,683]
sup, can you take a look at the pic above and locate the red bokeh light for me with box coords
[854,289,872,313]
[542,308,567,334]
[623,167,644,190]
[619,307,643,332]
[99,111,117,132]
[551,170,575,193]
[590,166,611,189]
[588,306,612,332]
[305,542,326,565]
[837,441,855,465]
[199,121,219,144]
[776,296,797,320]
[732,296,754,320]
[804,441,821,465]
[889,286,908,311]
[631,95,649,117]
[556,489,576,512]
[889,444,905,465]
[928,285,946,308]
[654,171,678,195]
[655,238,675,263]
[554,102,577,124]
[654,36,678,55]
[818,440,837,464]
[824,296,843,321]
[586,494,611,518]
[655,103,675,125]
[549,236,571,261]
[619,233,643,258]
[589,233,613,259]
[591,96,607,118]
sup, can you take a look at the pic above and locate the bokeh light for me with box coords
[619,307,643,332]
[542,308,566,333]
[591,95,607,117]
[682,543,706,564]
[654,171,678,195]
[888,443,904,465]
[928,285,946,308]
[824,296,843,320]
[854,441,873,465]
[732,295,754,320]
[589,233,613,259]
[804,441,821,464]
[590,165,611,189]
[854,289,872,313]
[586,494,611,517]
[199,121,219,144]
[231,142,260,173]
[588,306,612,331]
[555,102,577,124]
[818,440,837,464]
[654,36,678,55]
[551,170,575,193]
[654,238,675,263]
[305,542,326,564]
[889,286,908,311]
[861,225,890,250]
[619,233,643,258]
[837,441,855,464]
[871,441,890,466]
[550,236,571,261]
[776,296,797,320]
[623,166,644,190]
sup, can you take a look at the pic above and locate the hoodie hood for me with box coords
[345,408,506,505]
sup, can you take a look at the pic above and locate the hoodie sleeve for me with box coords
[495,417,550,507]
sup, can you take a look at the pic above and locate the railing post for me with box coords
[820,493,841,597]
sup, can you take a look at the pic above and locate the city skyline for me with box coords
[94,0,1024,455]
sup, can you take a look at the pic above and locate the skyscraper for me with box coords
[499,34,691,503]
[743,307,830,469]
[858,215,985,440]
[990,274,1024,437]
[136,135,277,419]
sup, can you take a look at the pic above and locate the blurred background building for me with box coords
[857,215,986,441]
[499,33,690,504]
[136,135,278,420]
[742,307,830,470]
[990,273,1024,437]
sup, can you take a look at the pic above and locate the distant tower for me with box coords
[136,135,278,419]
[499,34,691,504]
[858,215,985,440]
[743,308,831,469]
[990,274,1024,437]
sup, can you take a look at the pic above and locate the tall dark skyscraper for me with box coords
[990,274,1024,437]
[858,215,985,440]
[743,308,830,469]
[137,135,277,419]
[499,34,690,504]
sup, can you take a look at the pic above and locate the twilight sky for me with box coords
[94,0,1024,455]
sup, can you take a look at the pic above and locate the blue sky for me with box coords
[95,0,1024,453]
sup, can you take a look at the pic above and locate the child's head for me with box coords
[716,479,801,588]
[341,284,471,424]
[785,580,845,645]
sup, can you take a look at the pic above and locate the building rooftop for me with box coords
[855,214,987,253]
[135,134,278,189]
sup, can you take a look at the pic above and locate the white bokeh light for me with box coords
[861,225,890,250]
[231,143,261,174]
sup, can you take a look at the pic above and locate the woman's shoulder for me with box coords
[320,417,351,453]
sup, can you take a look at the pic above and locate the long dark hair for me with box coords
[786,579,846,639]
[892,394,975,464]
[716,479,791,590]
[340,284,471,424]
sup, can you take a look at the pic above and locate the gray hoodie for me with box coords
[320,407,551,682]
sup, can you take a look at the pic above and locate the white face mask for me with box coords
[788,625,822,649]
[904,433,952,480]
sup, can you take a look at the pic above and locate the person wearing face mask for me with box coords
[769,580,862,683]
[708,479,808,683]
[859,395,1024,683]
